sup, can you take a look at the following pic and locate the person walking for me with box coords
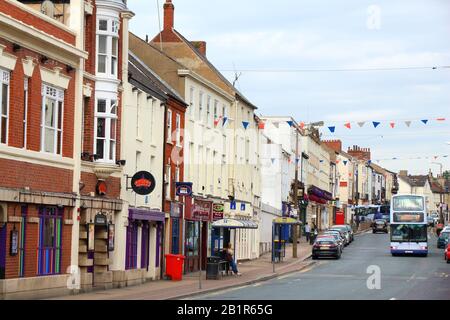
[225,243,241,276]
[304,222,311,242]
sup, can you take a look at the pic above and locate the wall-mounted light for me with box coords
[40,55,48,63]
[116,159,126,166]
[13,44,21,52]
[66,65,74,73]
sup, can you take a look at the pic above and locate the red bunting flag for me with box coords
[390,122,395,128]
[344,122,351,129]
[299,122,305,129]
[258,121,265,129]
[437,118,446,121]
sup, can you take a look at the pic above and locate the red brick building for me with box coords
[0,0,86,298]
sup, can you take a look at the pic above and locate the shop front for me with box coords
[307,186,333,231]
[184,198,212,273]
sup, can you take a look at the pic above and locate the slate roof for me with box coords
[128,52,187,107]
[399,175,428,187]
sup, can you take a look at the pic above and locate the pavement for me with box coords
[54,237,315,300]
[192,230,450,300]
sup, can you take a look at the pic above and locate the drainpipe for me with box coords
[161,101,168,280]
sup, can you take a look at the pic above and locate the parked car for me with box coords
[329,226,351,245]
[382,214,390,223]
[437,231,450,249]
[445,243,450,264]
[427,216,436,227]
[372,219,388,233]
[312,238,342,260]
[322,231,345,250]
[332,224,354,242]
[443,225,450,232]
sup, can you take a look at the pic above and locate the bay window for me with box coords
[94,98,117,162]
[97,17,119,77]
[0,69,9,144]
[41,84,64,155]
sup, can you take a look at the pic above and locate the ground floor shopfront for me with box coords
[0,188,76,299]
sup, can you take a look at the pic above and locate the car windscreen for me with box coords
[316,240,335,245]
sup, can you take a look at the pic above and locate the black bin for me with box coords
[206,256,221,280]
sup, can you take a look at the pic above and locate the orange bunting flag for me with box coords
[258,121,265,129]
[299,122,305,129]
[344,122,351,129]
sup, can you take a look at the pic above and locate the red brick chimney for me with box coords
[191,41,207,56]
[322,140,342,153]
[163,0,175,30]
[347,145,371,161]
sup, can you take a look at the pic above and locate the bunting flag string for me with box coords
[328,126,336,133]
[357,122,366,128]
[372,121,381,128]
[345,122,351,129]
[287,121,294,127]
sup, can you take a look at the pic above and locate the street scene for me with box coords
[0,0,449,301]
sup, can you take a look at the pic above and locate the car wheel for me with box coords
[336,254,341,260]
[312,255,317,260]
[447,259,450,264]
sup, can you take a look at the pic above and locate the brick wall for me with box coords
[323,140,342,153]
[0,1,76,45]
[0,158,73,193]
[348,146,371,161]
[80,172,121,199]
[84,3,96,75]
[0,39,75,158]
[4,203,72,279]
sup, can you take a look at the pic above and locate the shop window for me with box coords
[41,84,64,155]
[94,98,117,163]
[0,69,10,144]
[171,218,180,254]
[96,17,119,78]
[125,221,138,270]
[141,223,149,270]
[185,221,199,257]
[38,207,63,276]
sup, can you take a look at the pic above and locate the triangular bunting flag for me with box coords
[299,122,305,129]
[258,121,265,129]
[343,160,348,165]
[357,122,366,128]
[434,156,439,160]
[271,158,276,164]
[328,126,336,133]
[372,121,381,128]
[214,116,222,127]
[296,158,300,164]
[272,121,280,128]
[242,121,250,130]
[421,119,428,124]
[320,160,324,163]
[404,121,412,127]
[436,118,446,121]
[222,117,228,126]
[344,122,351,129]
[287,121,294,127]
[390,122,395,128]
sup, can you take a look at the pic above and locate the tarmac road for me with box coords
[193,230,450,300]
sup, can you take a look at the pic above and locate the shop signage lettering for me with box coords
[213,203,224,221]
[131,171,156,195]
[95,213,107,225]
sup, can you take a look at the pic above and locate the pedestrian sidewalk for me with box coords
[55,239,313,300]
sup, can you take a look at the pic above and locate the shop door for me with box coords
[201,221,208,270]
[93,224,109,286]
[184,220,200,273]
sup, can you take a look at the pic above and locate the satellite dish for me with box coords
[41,0,55,18]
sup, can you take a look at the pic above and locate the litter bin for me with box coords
[165,254,185,281]
[206,256,221,280]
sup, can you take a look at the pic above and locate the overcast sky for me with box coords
[128,0,450,175]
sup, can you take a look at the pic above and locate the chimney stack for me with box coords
[163,0,175,30]
[191,41,207,56]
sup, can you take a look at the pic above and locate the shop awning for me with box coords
[211,218,258,229]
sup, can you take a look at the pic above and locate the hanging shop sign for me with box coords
[108,224,115,252]
[96,180,107,196]
[175,182,193,197]
[212,203,224,221]
[10,229,18,256]
[130,171,156,195]
[87,223,95,251]
[192,199,212,221]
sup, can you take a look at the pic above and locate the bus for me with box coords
[390,194,428,256]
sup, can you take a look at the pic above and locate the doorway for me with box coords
[184,221,208,273]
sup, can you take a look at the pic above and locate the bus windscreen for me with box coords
[390,224,427,242]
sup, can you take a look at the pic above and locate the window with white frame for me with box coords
[198,92,203,122]
[175,113,181,146]
[165,162,171,200]
[0,69,10,144]
[97,17,119,77]
[94,98,117,162]
[189,87,194,118]
[167,109,172,143]
[41,84,64,155]
[206,96,211,126]
[214,100,218,122]
[222,104,227,120]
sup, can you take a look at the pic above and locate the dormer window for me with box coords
[96,17,119,78]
